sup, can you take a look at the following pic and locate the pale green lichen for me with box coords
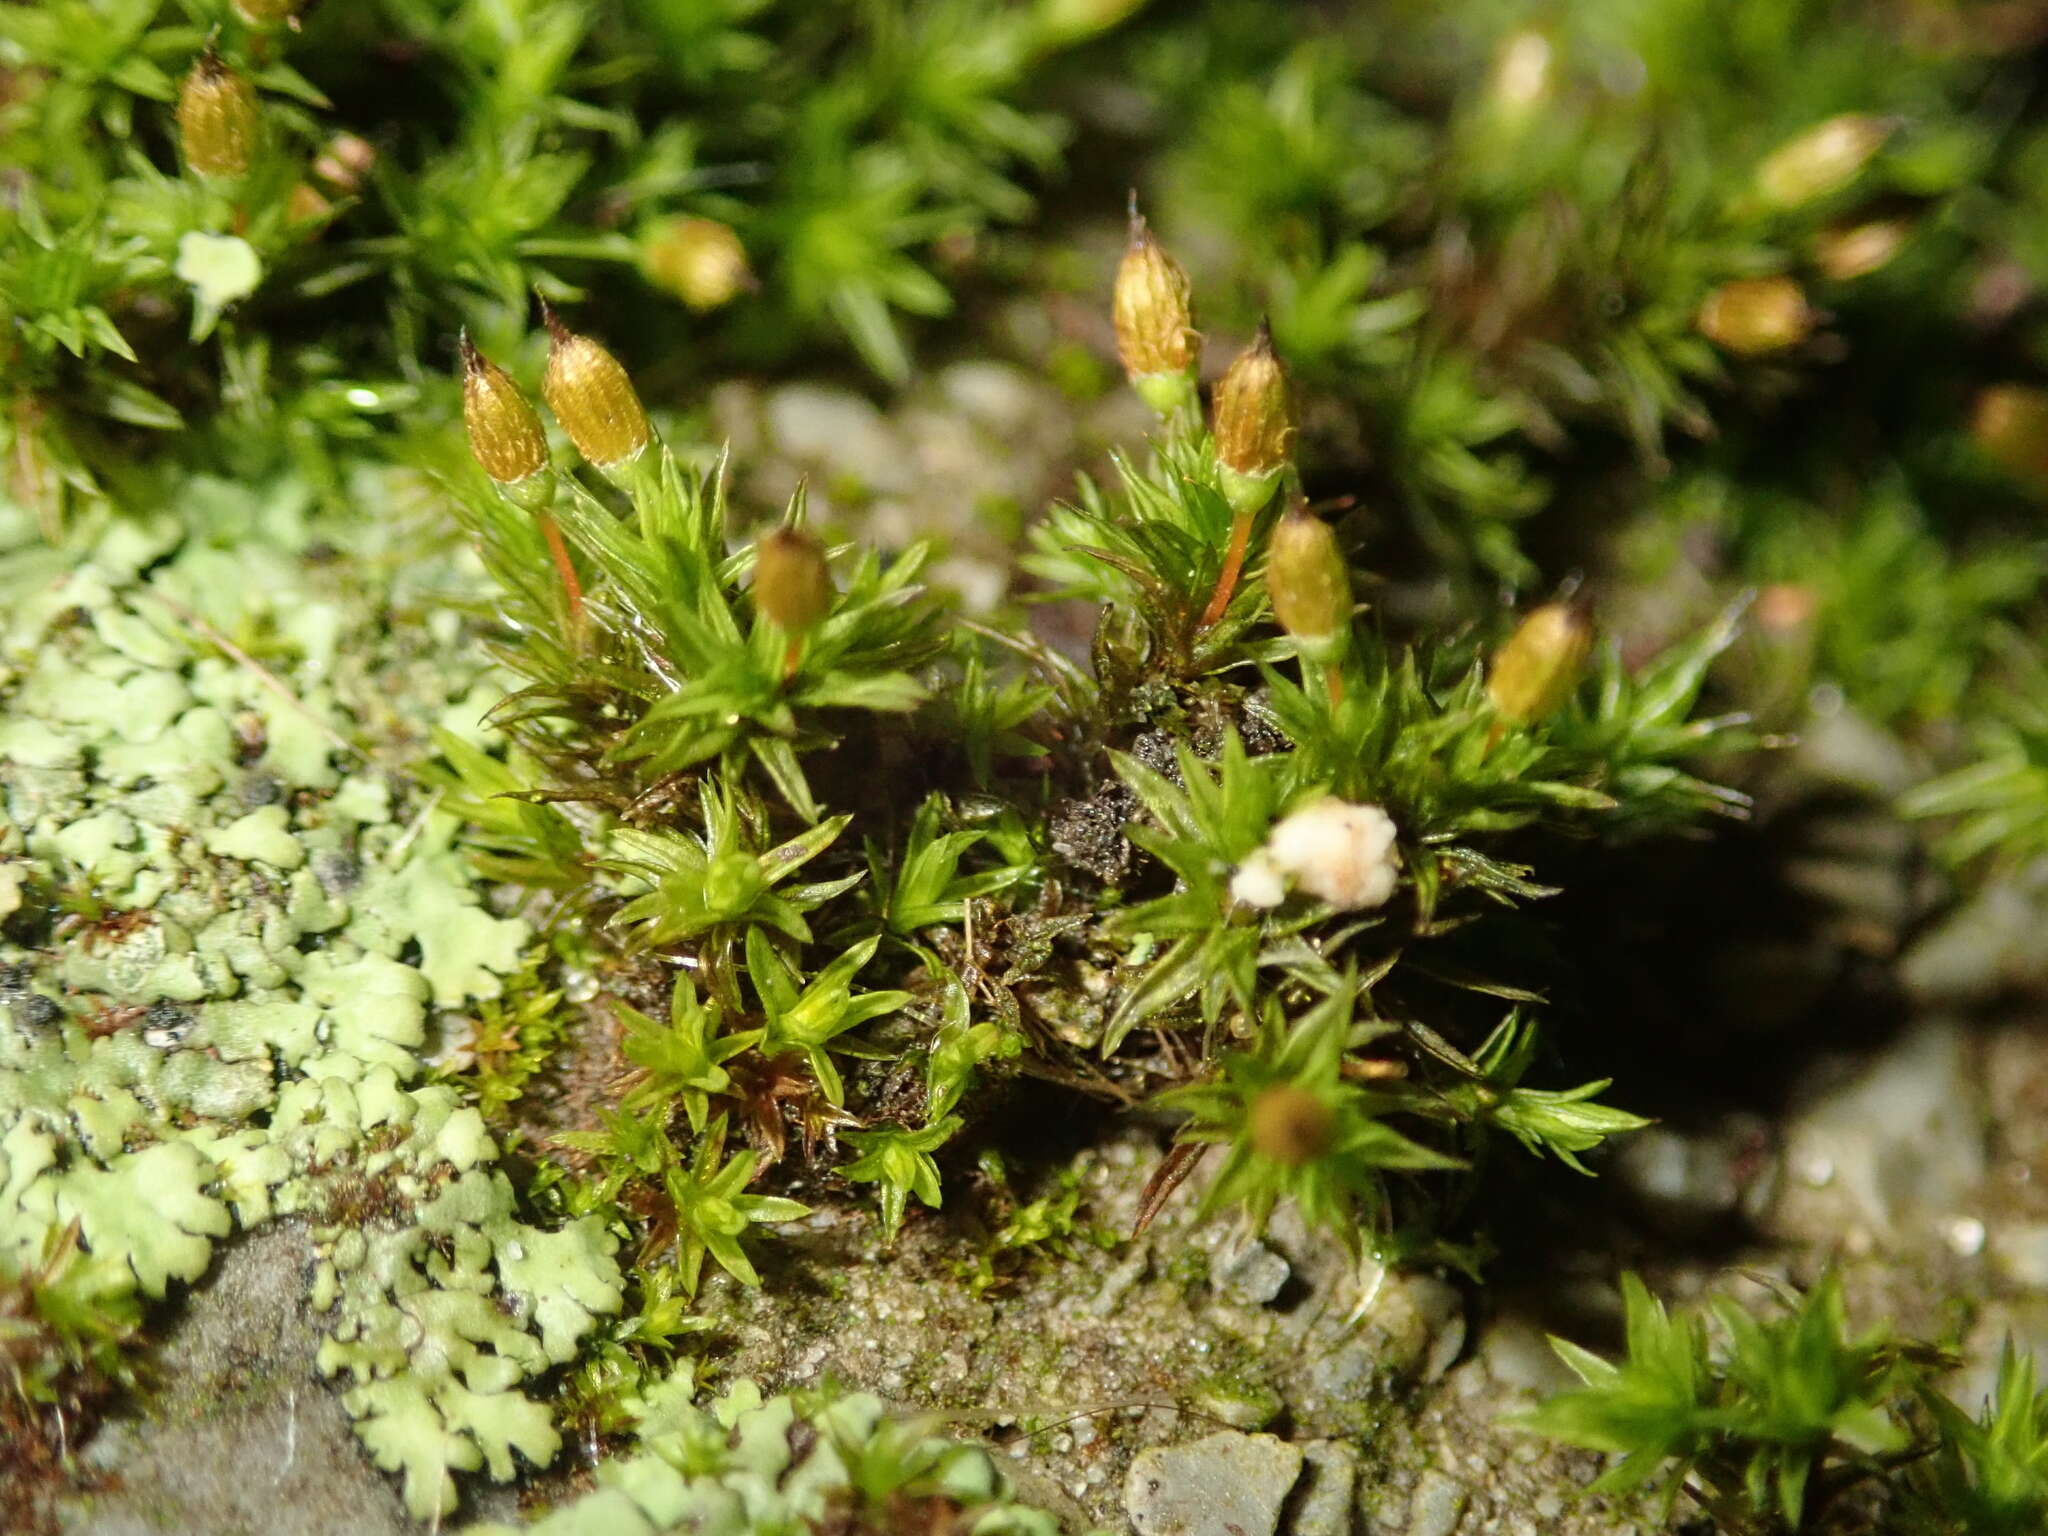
[0,484,617,1520]
[464,1377,1069,1536]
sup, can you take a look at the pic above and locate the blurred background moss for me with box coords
[6,0,2048,860]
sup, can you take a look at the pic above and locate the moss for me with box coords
[1189,1373,1284,1432]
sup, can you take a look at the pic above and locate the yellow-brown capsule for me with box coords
[1971,384,2048,491]
[232,0,302,28]
[1813,216,1911,282]
[1248,1085,1333,1167]
[1754,582,1819,636]
[1755,114,1891,210]
[753,527,833,632]
[641,217,756,312]
[1487,601,1594,724]
[285,181,333,230]
[1696,275,1813,357]
[460,334,550,488]
[1265,507,1350,661]
[177,50,260,182]
[1113,205,1198,415]
[540,305,651,471]
[1213,320,1295,514]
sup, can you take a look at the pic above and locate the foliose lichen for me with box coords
[463,1375,1069,1536]
[0,484,624,1520]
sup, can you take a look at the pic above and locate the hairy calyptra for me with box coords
[1113,206,1199,417]
[177,51,259,182]
[541,305,652,471]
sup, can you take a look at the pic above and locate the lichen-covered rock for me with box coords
[0,487,619,1522]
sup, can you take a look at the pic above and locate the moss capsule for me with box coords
[1487,601,1593,725]
[1113,205,1198,416]
[1265,508,1350,660]
[1971,384,2048,491]
[177,50,259,182]
[541,305,651,471]
[754,527,833,633]
[1213,321,1295,515]
[1696,276,1813,357]
[642,217,755,312]
[1248,1085,1333,1167]
[460,334,550,490]
[1756,114,1891,209]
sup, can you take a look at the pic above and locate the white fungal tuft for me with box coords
[1248,798,1401,911]
[1230,849,1289,909]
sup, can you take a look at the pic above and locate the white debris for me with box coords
[1230,849,1289,909]
[1235,798,1401,911]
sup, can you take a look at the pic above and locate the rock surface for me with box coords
[1124,1431,1304,1536]
[63,1226,413,1536]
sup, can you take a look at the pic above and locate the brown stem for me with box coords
[781,633,803,683]
[538,512,586,650]
[1326,665,1345,707]
[1133,1142,1211,1236]
[1199,509,1254,630]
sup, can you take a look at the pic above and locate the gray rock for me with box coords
[1611,1115,1775,1236]
[1902,869,2048,1006]
[936,360,1052,434]
[1477,1315,1578,1397]
[1088,1246,1149,1316]
[1793,699,1916,797]
[1406,1470,1469,1536]
[1308,1272,1466,1399]
[1293,1440,1359,1536]
[1357,1481,1409,1534]
[1990,1222,2048,1288]
[762,385,910,494]
[1191,1374,1284,1431]
[1125,1431,1305,1536]
[1219,1238,1292,1306]
[1774,1019,1985,1244]
[1397,1275,1467,1384]
[61,1223,412,1536]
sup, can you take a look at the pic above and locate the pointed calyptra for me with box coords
[460,334,550,497]
[1213,320,1295,515]
[1113,203,1199,417]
